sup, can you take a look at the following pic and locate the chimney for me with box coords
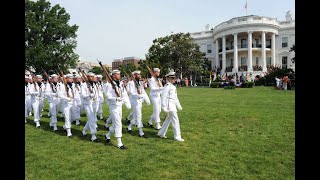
[205,24,209,31]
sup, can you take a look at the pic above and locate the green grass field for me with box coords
[25,86,294,179]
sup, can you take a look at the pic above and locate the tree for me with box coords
[25,0,79,74]
[118,62,138,78]
[289,44,295,63]
[90,66,102,75]
[145,32,206,78]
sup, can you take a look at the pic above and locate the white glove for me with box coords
[177,105,183,111]
[116,97,122,101]
[90,93,95,98]
[163,107,169,113]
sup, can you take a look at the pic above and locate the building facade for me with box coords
[190,11,295,76]
[68,60,111,74]
[112,56,142,70]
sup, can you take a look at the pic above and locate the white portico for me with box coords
[191,11,295,76]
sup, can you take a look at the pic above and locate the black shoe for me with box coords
[155,128,161,130]
[92,138,100,142]
[148,123,154,128]
[106,138,111,143]
[126,128,132,133]
[68,135,72,138]
[96,127,99,131]
[139,134,148,138]
[119,145,127,150]
[81,132,87,137]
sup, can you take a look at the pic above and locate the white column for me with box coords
[233,33,238,72]
[261,31,267,72]
[222,35,226,72]
[215,39,219,68]
[271,33,276,66]
[247,31,253,72]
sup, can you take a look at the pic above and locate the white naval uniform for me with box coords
[127,79,150,136]
[157,82,184,141]
[25,82,32,123]
[125,80,135,123]
[44,82,62,130]
[73,82,82,125]
[103,81,113,128]
[58,83,76,137]
[29,82,46,127]
[148,76,163,129]
[81,82,99,141]
[97,81,105,120]
[105,80,131,147]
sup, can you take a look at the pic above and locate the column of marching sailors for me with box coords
[25,68,184,150]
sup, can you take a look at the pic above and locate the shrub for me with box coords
[211,82,220,88]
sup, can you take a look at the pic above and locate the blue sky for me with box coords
[48,0,295,65]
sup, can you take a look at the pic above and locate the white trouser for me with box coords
[108,104,123,138]
[25,97,32,117]
[157,111,182,140]
[72,104,81,122]
[131,100,143,128]
[48,100,59,126]
[98,98,103,115]
[62,102,75,129]
[282,82,287,90]
[92,100,99,116]
[31,98,43,123]
[83,103,98,135]
[150,95,161,123]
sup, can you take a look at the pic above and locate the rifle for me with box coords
[141,61,162,87]
[78,68,93,94]
[30,73,37,91]
[41,68,55,93]
[97,59,120,97]
[124,63,141,94]
[57,65,70,97]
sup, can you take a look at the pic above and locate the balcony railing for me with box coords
[218,44,272,52]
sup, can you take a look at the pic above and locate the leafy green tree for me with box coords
[289,44,295,63]
[90,66,102,75]
[25,0,79,74]
[118,62,138,78]
[145,32,206,77]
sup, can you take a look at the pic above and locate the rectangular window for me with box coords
[241,57,246,65]
[241,39,247,48]
[266,39,271,48]
[230,58,233,66]
[207,44,212,53]
[256,57,259,65]
[254,39,259,47]
[282,56,288,69]
[282,37,288,48]
[267,57,271,65]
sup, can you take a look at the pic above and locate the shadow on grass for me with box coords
[25,117,119,149]
[26,113,171,148]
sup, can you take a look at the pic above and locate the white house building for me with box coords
[190,11,295,76]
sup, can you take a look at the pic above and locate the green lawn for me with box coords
[25,86,295,180]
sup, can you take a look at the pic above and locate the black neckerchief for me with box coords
[52,82,57,86]
[67,82,73,89]
[37,82,42,87]
[114,80,120,87]
[76,81,81,86]
[25,82,28,86]
[89,81,94,86]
